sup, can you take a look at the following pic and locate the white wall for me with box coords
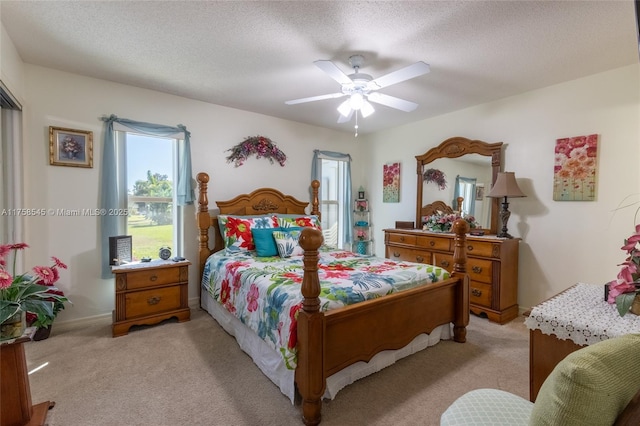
[16,64,360,326]
[1,24,25,104]
[364,64,640,310]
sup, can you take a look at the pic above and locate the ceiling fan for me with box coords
[285,55,430,124]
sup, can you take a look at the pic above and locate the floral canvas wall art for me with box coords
[553,134,598,201]
[383,162,400,203]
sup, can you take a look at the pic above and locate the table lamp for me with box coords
[487,172,526,238]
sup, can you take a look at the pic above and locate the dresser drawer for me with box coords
[465,240,497,258]
[125,267,182,290]
[387,247,416,262]
[387,233,417,246]
[470,281,492,308]
[468,258,493,284]
[125,286,181,319]
[433,253,454,270]
[416,235,450,251]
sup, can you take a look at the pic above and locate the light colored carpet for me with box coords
[25,310,529,426]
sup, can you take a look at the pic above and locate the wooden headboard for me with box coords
[195,172,320,278]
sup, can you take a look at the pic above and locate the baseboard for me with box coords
[53,299,202,334]
[53,312,112,334]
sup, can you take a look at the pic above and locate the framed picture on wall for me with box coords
[475,184,485,201]
[49,126,93,168]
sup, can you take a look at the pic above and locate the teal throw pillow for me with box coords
[251,227,280,257]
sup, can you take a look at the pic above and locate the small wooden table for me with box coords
[1,331,54,426]
[111,259,191,337]
[524,283,640,401]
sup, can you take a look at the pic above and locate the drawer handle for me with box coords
[440,260,450,268]
[393,252,401,258]
[429,241,435,247]
[416,256,424,263]
[149,275,158,282]
[400,236,405,242]
[147,296,161,305]
[467,245,474,251]
[471,288,482,297]
[472,266,482,274]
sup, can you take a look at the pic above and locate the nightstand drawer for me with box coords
[387,233,417,246]
[465,241,497,258]
[125,267,182,290]
[470,282,492,307]
[468,258,493,284]
[125,286,181,319]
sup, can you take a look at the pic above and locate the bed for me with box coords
[195,172,470,425]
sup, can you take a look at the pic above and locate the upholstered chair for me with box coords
[440,333,640,425]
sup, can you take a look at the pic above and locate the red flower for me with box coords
[0,270,12,289]
[51,256,68,269]
[33,266,56,285]
[287,303,302,349]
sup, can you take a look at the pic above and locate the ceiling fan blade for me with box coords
[314,60,353,85]
[367,92,419,112]
[337,109,354,123]
[368,61,430,89]
[285,92,345,105]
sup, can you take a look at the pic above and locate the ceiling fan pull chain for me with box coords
[354,111,359,137]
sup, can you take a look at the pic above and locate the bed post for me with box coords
[196,173,211,305]
[452,219,470,343]
[310,180,320,218]
[297,227,325,426]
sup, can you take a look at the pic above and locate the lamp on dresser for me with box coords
[487,172,526,239]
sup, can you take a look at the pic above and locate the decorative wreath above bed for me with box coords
[226,135,287,167]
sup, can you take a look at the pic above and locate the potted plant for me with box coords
[606,224,640,316]
[0,243,71,341]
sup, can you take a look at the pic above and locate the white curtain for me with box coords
[0,88,24,247]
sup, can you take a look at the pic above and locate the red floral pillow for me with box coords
[218,215,278,252]
[275,214,322,230]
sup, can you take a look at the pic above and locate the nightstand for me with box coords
[111,260,191,337]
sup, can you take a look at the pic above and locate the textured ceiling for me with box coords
[1,1,638,135]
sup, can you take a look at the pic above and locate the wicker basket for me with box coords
[631,295,640,315]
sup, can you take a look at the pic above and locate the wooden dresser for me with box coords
[384,229,519,324]
[111,260,191,337]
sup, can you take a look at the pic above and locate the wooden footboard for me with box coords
[195,173,469,426]
[297,223,469,426]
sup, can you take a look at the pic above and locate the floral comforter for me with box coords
[201,248,450,370]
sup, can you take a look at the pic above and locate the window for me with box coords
[123,133,182,260]
[312,151,352,249]
[100,116,193,278]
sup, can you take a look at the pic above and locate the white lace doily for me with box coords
[524,282,640,346]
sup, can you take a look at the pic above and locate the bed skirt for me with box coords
[201,290,452,403]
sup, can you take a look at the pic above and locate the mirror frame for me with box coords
[416,136,503,234]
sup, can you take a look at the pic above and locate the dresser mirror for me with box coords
[416,137,503,234]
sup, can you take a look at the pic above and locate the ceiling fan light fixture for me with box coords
[361,100,375,117]
[349,93,364,110]
[337,99,352,117]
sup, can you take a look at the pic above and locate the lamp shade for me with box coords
[487,172,526,198]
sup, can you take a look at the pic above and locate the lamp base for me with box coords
[498,198,513,239]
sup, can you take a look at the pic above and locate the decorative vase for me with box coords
[0,311,26,341]
[631,295,640,315]
[356,240,368,255]
[33,325,52,341]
